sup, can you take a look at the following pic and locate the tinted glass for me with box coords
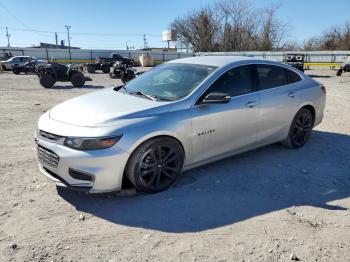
[124,63,217,101]
[206,65,253,97]
[286,69,302,84]
[256,64,287,90]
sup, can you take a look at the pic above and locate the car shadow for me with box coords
[58,130,350,233]
[50,85,105,90]
[307,74,332,78]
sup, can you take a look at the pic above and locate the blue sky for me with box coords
[0,0,349,49]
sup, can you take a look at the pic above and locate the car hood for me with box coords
[49,88,171,127]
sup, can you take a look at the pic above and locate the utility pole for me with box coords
[65,25,71,60]
[5,26,10,47]
[55,32,58,48]
[143,34,147,49]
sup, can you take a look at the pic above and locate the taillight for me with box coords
[321,85,326,94]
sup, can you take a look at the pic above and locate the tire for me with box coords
[282,108,314,149]
[101,64,110,73]
[86,64,96,74]
[39,73,56,88]
[70,72,85,87]
[12,68,20,74]
[336,68,343,76]
[125,137,184,193]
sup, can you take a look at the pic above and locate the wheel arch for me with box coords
[299,103,316,122]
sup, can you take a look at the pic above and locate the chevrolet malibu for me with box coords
[35,56,326,194]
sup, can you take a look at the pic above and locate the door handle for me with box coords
[288,92,296,98]
[245,101,257,108]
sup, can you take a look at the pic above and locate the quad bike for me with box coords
[36,62,91,88]
[86,53,134,74]
[12,61,38,75]
[109,61,141,83]
[336,56,350,76]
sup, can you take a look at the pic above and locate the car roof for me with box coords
[167,55,255,67]
[11,56,32,59]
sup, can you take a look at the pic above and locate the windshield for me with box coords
[124,63,217,101]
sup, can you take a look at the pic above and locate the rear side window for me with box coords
[255,64,287,90]
[286,69,302,84]
[207,65,253,97]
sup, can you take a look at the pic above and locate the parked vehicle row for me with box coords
[1,56,46,71]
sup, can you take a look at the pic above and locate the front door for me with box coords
[190,65,260,164]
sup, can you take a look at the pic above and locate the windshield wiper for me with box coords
[130,91,158,101]
[114,85,128,92]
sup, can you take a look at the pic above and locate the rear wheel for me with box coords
[12,67,20,74]
[125,137,184,193]
[86,64,96,73]
[283,108,314,149]
[39,73,56,88]
[70,72,85,87]
[101,64,110,73]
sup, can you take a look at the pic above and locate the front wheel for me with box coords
[125,137,184,193]
[282,108,314,149]
[336,68,343,76]
[39,73,56,88]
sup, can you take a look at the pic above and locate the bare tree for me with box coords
[171,0,287,52]
[304,22,350,50]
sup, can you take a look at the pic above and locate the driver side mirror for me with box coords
[202,92,231,104]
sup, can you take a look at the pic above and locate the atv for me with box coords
[109,60,141,83]
[86,53,134,74]
[283,53,305,72]
[36,62,91,88]
[336,56,350,76]
[12,60,38,75]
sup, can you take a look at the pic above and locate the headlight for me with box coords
[64,135,122,150]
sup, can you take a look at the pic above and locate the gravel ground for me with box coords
[0,69,349,262]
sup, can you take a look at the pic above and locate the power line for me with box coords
[0,26,161,38]
[0,1,30,29]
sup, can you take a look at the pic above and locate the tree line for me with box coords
[171,0,350,52]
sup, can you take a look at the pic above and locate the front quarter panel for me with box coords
[116,108,193,166]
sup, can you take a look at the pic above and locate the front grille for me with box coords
[39,130,62,142]
[37,146,59,168]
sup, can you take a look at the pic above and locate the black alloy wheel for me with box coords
[126,138,184,193]
[283,108,314,148]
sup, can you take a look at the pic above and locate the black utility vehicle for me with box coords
[86,53,134,74]
[109,60,139,83]
[283,53,305,72]
[37,63,91,88]
[12,60,38,75]
[336,57,350,76]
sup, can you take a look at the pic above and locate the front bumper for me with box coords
[35,135,130,193]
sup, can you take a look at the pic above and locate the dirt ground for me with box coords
[0,69,349,262]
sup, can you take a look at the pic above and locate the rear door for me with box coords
[190,65,260,164]
[254,64,303,144]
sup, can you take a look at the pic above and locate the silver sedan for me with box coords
[35,56,326,194]
[1,56,45,70]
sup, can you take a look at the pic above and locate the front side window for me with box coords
[124,63,217,101]
[255,64,287,90]
[205,65,254,97]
